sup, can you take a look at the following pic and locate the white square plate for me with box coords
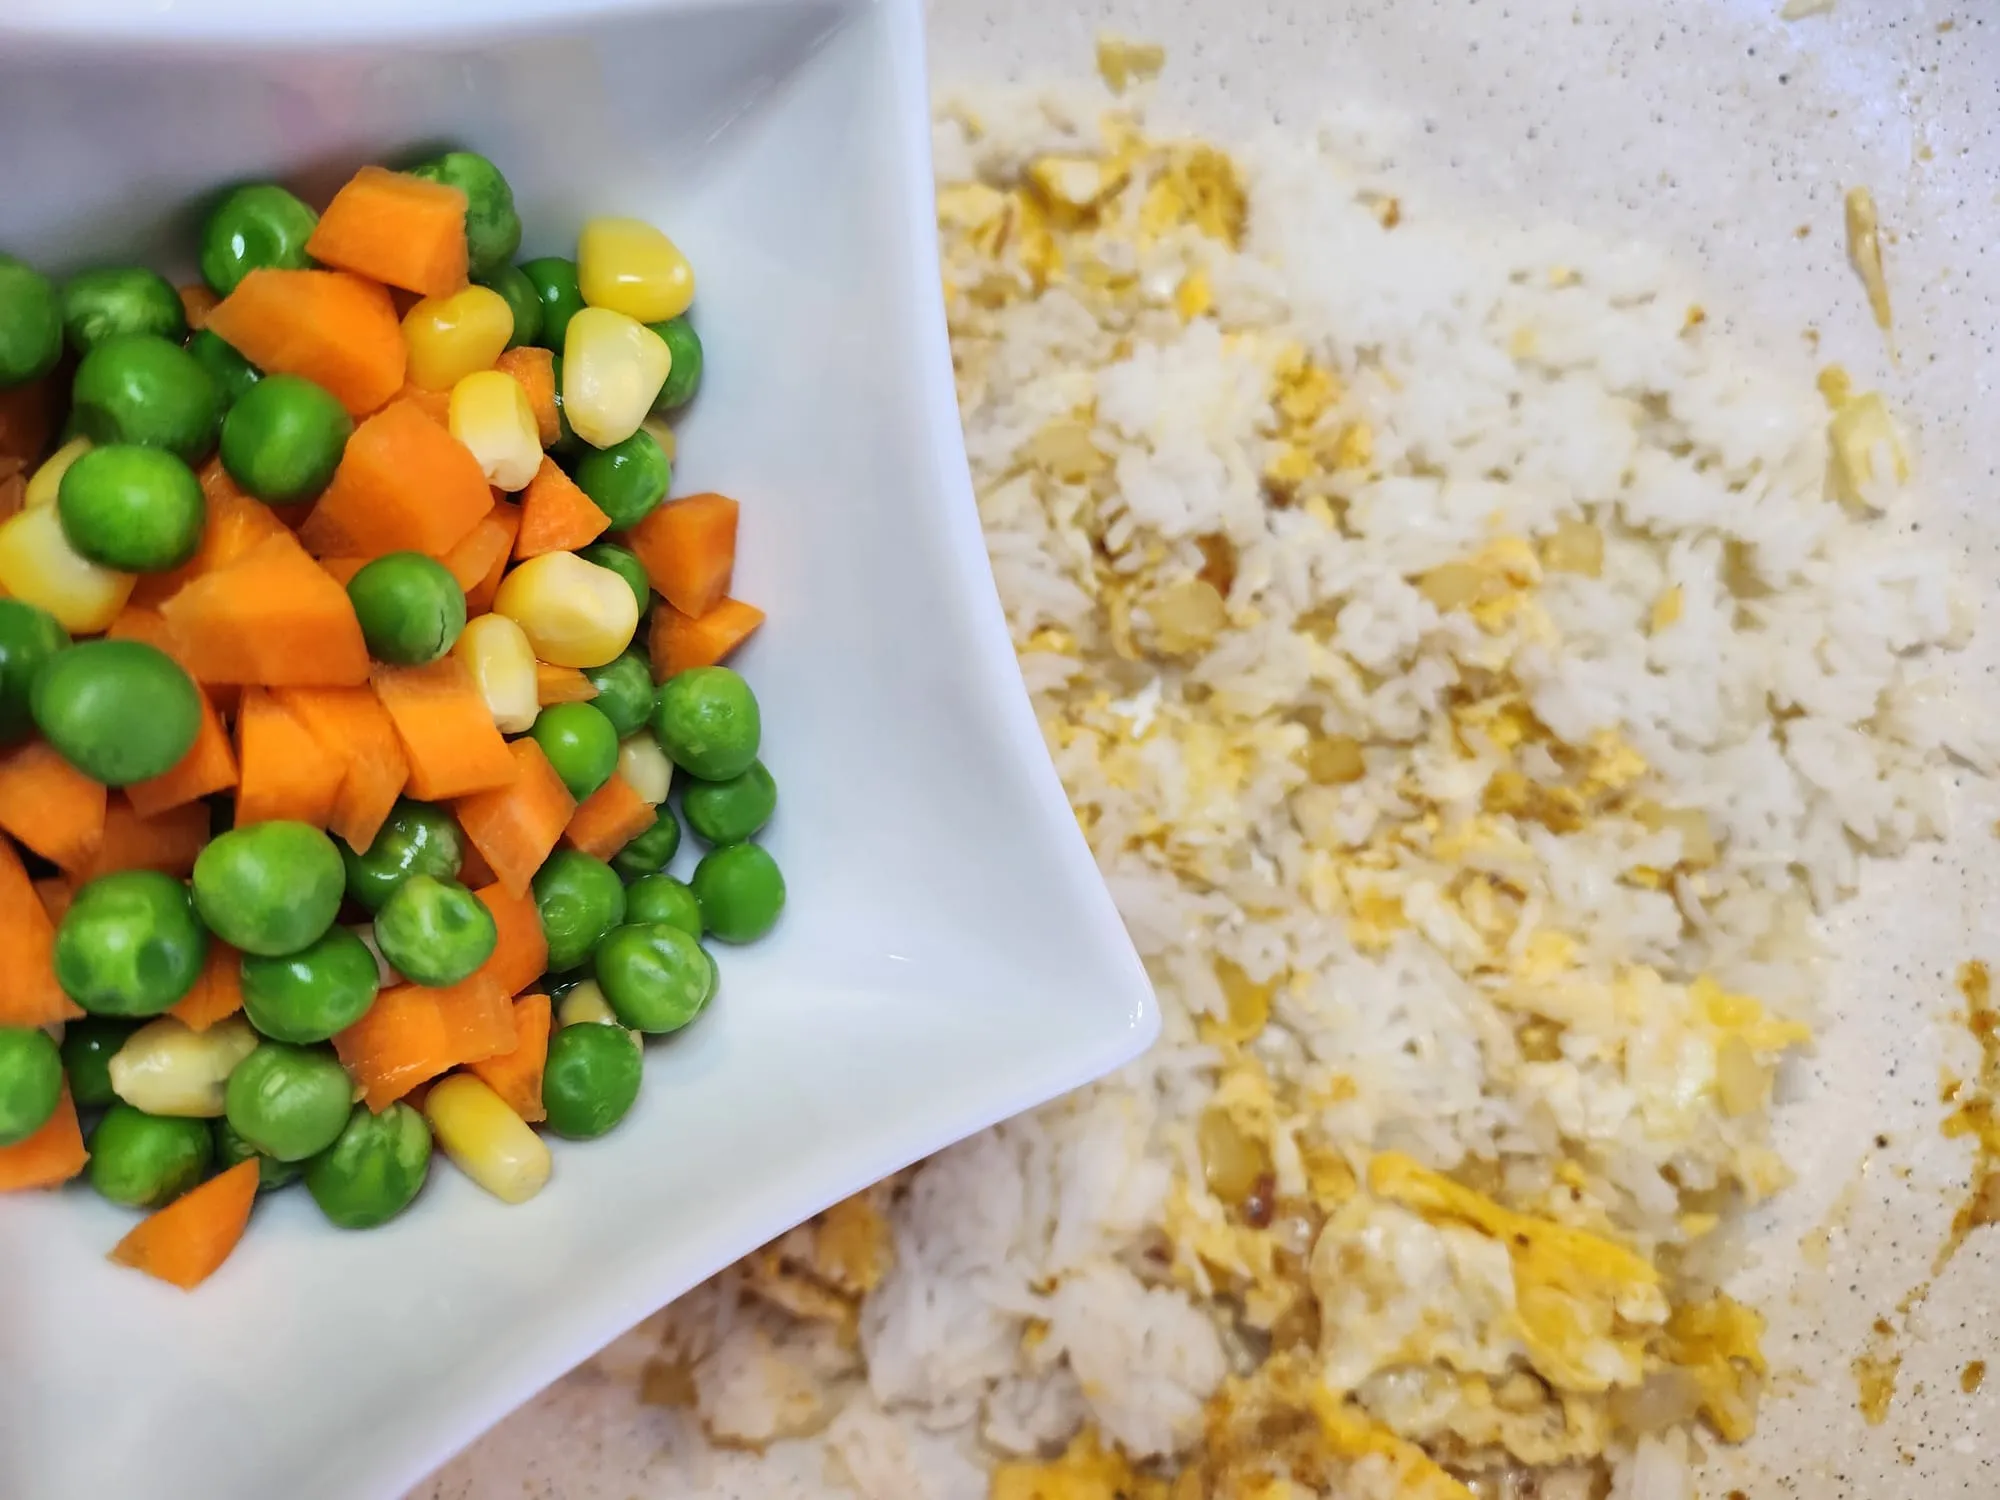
[0,3,1156,1496]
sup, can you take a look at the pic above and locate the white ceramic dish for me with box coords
[0,3,1155,1497]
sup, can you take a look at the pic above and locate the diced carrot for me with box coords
[235,688,346,827]
[0,1088,87,1192]
[514,458,609,560]
[494,347,560,447]
[333,973,515,1112]
[441,508,517,593]
[168,940,245,1032]
[127,687,237,818]
[178,283,218,331]
[535,663,597,706]
[626,492,738,618]
[274,686,409,852]
[452,741,575,898]
[130,462,292,609]
[160,531,371,687]
[563,773,655,861]
[372,657,517,799]
[0,839,80,1026]
[463,504,520,616]
[316,557,367,586]
[457,841,497,891]
[77,797,209,880]
[109,1158,260,1289]
[472,879,549,996]
[391,382,453,428]
[299,400,492,559]
[0,741,108,873]
[648,597,765,679]
[0,468,24,525]
[33,877,71,924]
[205,268,407,416]
[0,380,53,469]
[470,993,551,1123]
[305,166,469,300]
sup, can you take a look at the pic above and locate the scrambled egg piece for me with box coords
[992,1429,1168,1500]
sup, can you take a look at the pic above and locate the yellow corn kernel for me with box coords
[107,1016,258,1118]
[562,307,671,448]
[492,551,639,669]
[639,413,678,462]
[576,216,696,323]
[0,502,136,632]
[617,733,673,805]
[450,369,542,491]
[453,612,539,733]
[423,1073,552,1204]
[403,284,516,391]
[24,436,92,509]
[556,978,641,1045]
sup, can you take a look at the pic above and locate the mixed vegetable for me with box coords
[0,151,780,1290]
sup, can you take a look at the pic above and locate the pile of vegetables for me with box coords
[0,151,780,1289]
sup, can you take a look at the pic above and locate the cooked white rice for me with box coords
[423,76,1992,1500]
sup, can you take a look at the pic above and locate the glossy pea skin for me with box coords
[692,842,786,944]
[70,333,222,465]
[540,1020,643,1139]
[57,444,206,572]
[622,872,702,939]
[652,666,760,782]
[593,920,714,1034]
[239,926,381,1044]
[61,266,186,354]
[532,849,626,972]
[59,1015,139,1110]
[53,870,209,1017]
[89,1102,213,1208]
[305,1101,432,1229]
[186,329,261,407]
[576,546,650,621]
[0,254,65,386]
[611,807,682,880]
[339,800,464,911]
[0,1026,63,1146]
[373,875,495,987]
[0,599,69,746]
[647,315,703,412]
[521,257,585,353]
[571,429,670,531]
[213,1116,304,1192]
[681,761,777,846]
[201,183,319,297]
[347,552,466,665]
[219,372,352,505]
[192,821,346,957]
[224,1043,353,1162]
[529,701,620,801]
[32,638,201,784]
[409,153,521,279]
[478,264,544,350]
[582,650,657,738]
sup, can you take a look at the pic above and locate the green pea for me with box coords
[373,875,495,987]
[201,183,319,297]
[682,761,776,846]
[59,1015,139,1110]
[71,333,222,465]
[580,650,656,738]
[648,315,703,411]
[186,328,261,407]
[0,254,64,386]
[478,264,544,350]
[529,701,620,801]
[0,599,69,747]
[224,1042,353,1162]
[593,921,714,1033]
[347,552,466,665]
[193,820,346,957]
[54,871,208,1017]
[577,545,651,621]
[572,429,669,530]
[652,666,760,781]
[521,257,585,352]
[622,873,702,938]
[218,372,352,505]
[532,849,626,972]
[240,926,380,1044]
[692,843,785,944]
[61,266,186,354]
[0,1026,63,1146]
[540,1020,642,1139]
[56,444,206,573]
[31,638,200,784]
[338,799,463,911]
[305,1100,431,1229]
[89,1102,214,1208]
[213,1116,303,1192]
[409,153,521,279]
[611,810,682,881]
